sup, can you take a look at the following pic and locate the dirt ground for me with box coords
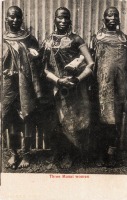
[2,149,127,174]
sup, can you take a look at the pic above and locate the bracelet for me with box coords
[71,77,79,85]
[75,77,80,84]
[57,78,61,87]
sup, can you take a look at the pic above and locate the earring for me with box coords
[5,18,9,32]
[5,21,8,31]
[67,21,72,35]
[68,24,72,35]
[116,25,119,30]
[116,22,120,31]
[97,20,106,34]
[54,24,57,32]
[102,20,106,29]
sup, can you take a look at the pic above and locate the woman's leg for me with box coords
[18,114,35,168]
[7,123,20,169]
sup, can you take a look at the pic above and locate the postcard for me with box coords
[0,0,127,199]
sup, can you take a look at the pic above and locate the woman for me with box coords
[42,7,94,168]
[90,7,127,167]
[3,6,42,169]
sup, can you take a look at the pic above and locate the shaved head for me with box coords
[103,7,119,31]
[104,7,119,18]
[6,6,23,32]
[7,6,23,18]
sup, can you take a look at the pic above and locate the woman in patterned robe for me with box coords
[42,7,94,167]
[90,7,127,167]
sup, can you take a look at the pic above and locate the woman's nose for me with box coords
[111,15,115,19]
[14,17,18,22]
[62,18,66,22]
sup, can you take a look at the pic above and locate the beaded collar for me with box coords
[4,29,30,40]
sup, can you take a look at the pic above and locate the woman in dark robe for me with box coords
[3,6,42,169]
[42,7,94,168]
[90,7,127,167]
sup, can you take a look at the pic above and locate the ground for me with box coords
[2,149,127,174]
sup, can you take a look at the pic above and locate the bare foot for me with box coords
[46,163,56,170]
[60,155,72,169]
[6,154,19,169]
[18,154,30,168]
[106,155,116,168]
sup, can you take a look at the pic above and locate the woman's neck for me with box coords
[56,30,67,35]
[9,28,22,34]
[4,29,28,40]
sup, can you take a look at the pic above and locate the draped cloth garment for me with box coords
[3,30,42,129]
[94,31,127,125]
[43,33,91,149]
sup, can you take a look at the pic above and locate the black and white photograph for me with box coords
[1,0,127,175]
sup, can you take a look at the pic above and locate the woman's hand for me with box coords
[57,77,75,88]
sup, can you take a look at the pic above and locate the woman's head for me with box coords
[54,7,71,34]
[104,7,119,31]
[6,6,23,32]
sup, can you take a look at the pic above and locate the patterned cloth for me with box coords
[42,32,91,149]
[92,30,127,125]
[3,30,42,129]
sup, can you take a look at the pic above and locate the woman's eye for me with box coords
[9,16,14,19]
[58,17,63,20]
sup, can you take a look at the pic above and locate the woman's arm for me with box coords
[73,35,94,82]
[77,44,94,82]
[44,49,74,88]
[45,68,59,84]
[45,68,74,88]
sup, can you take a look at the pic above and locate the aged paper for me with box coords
[0,0,127,199]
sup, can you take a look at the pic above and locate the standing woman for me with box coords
[42,7,94,167]
[90,7,127,167]
[3,6,42,169]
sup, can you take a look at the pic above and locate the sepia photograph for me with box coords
[0,0,127,199]
[0,0,127,200]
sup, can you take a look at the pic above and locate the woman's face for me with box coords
[104,8,119,31]
[55,9,71,34]
[7,7,23,32]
